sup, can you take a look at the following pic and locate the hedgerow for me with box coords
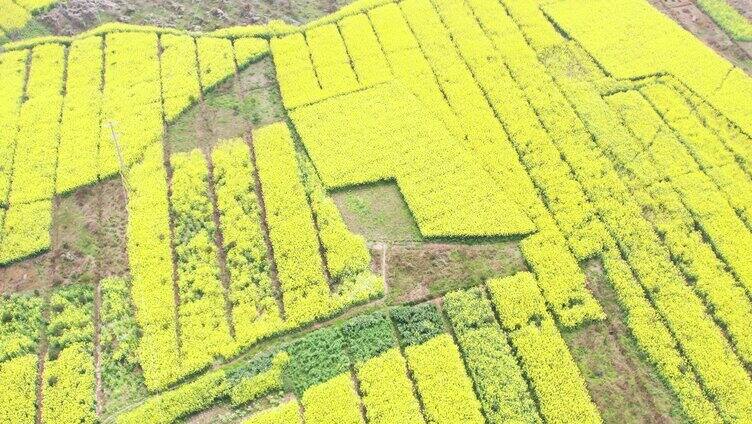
[405,334,484,423]
[301,372,364,424]
[391,303,444,346]
[444,288,542,424]
[355,348,424,424]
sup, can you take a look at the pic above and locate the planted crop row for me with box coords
[0,49,27,208]
[443,287,542,424]
[243,400,302,424]
[432,0,607,321]
[301,373,364,424]
[122,123,381,390]
[99,32,163,178]
[355,348,424,424]
[605,89,752,365]
[196,37,236,91]
[488,273,602,423]
[211,138,282,347]
[125,143,182,391]
[42,284,96,424]
[542,0,752,137]
[535,43,727,422]
[290,81,534,238]
[0,0,31,33]
[360,0,603,326]
[254,123,336,325]
[497,1,752,419]
[56,36,103,195]
[0,293,42,424]
[160,34,201,123]
[99,277,147,416]
[169,149,235,370]
[7,43,64,205]
[696,0,752,41]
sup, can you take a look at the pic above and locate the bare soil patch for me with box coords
[651,0,752,74]
[0,178,128,294]
[36,0,348,36]
[385,242,526,305]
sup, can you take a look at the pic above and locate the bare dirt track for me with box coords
[35,0,346,36]
[649,0,752,73]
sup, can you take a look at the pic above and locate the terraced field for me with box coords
[1,0,752,422]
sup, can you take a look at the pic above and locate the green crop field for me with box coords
[1,0,752,422]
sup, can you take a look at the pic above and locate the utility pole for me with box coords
[108,121,130,202]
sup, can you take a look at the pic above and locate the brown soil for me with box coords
[36,0,348,36]
[0,254,53,294]
[650,0,752,74]
[385,242,526,305]
[726,0,752,20]
[0,178,128,295]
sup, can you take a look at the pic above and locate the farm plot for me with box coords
[0,0,752,422]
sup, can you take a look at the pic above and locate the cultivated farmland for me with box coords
[1,0,752,422]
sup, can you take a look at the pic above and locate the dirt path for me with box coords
[648,0,752,74]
